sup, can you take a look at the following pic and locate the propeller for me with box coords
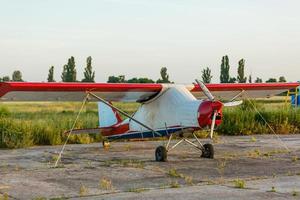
[195,79,244,139]
[195,79,218,139]
[210,110,217,139]
[195,79,215,101]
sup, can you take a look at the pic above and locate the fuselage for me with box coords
[100,85,223,140]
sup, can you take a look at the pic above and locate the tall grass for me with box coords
[217,100,300,135]
[0,100,299,148]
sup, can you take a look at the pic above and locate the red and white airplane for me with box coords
[0,81,298,161]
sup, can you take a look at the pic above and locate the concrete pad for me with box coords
[0,135,299,199]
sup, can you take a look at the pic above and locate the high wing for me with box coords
[188,83,299,100]
[0,82,162,102]
[0,82,298,102]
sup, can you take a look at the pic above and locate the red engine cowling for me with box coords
[197,100,223,128]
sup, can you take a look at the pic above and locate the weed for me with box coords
[233,179,246,189]
[269,186,276,192]
[168,168,182,178]
[292,156,298,162]
[99,178,113,190]
[127,187,149,193]
[184,176,193,185]
[250,136,257,142]
[0,193,9,200]
[79,184,88,196]
[287,171,293,176]
[247,149,261,158]
[170,180,180,188]
[124,144,132,151]
[85,161,95,169]
[292,190,298,196]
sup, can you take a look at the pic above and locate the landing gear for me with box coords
[102,140,110,149]
[155,146,167,162]
[154,131,215,162]
[201,143,214,159]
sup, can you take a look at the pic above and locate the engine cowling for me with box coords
[198,100,223,128]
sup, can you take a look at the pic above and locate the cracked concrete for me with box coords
[0,134,299,199]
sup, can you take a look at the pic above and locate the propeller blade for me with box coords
[195,79,215,101]
[210,111,217,139]
[223,100,243,107]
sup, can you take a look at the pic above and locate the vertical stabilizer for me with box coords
[98,102,122,128]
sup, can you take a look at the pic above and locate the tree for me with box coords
[157,67,171,83]
[82,56,95,82]
[279,76,286,82]
[127,77,155,83]
[255,77,263,83]
[12,70,23,82]
[248,75,252,83]
[266,78,277,83]
[220,55,230,83]
[228,77,236,83]
[201,67,213,83]
[107,75,126,83]
[61,56,77,82]
[237,59,247,83]
[47,66,55,82]
[2,76,10,82]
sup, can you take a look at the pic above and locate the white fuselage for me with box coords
[129,85,203,131]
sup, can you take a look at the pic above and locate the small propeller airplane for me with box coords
[0,81,299,161]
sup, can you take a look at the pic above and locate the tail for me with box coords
[98,102,122,128]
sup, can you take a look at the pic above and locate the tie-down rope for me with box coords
[244,93,291,152]
[54,94,89,167]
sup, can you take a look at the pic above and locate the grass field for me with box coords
[0,98,299,148]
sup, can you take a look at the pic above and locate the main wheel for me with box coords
[201,143,214,159]
[155,146,167,162]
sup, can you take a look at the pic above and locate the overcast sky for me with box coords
[0,0,299,83]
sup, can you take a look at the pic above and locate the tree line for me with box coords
[201,55,286,84]
[0,55,287,83]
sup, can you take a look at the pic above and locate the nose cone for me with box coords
[198,100,223,128]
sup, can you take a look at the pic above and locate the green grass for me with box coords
[217,100,300,136]
[0,100,299,148]
[233,179,246,189]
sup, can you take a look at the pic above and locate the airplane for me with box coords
[0,81,299,162]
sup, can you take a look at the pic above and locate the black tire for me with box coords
[155,146,167,162]
[201,143,214,159]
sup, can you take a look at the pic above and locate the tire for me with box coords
[155,146,167,162]
[201,143,214,159]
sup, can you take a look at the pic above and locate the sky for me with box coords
[0,0,299,83]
